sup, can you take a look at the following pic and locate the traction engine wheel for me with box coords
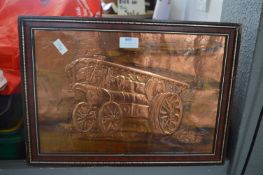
[98,102,122,133]
[72,102,97,132]
[150,93,183,135]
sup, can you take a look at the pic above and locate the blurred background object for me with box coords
[0,69,7,91]
[101,0,118,14]
[102,0,155,18]
[0,94,24,159]
[117,0,146,15]
[0,0,102,160]
[101,0,223,22]
[0,0,102,96]
[153,0,172,20]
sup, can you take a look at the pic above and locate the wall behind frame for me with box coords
[221,0,263,175]
[169,0,223,22]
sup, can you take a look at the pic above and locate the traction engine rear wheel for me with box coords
[151,93,183,135]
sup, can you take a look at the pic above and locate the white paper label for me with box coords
[53,39,68,55]
[0,70,7,90]
[119,37,139,48]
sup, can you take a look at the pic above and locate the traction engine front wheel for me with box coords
[72,102,97,132]
[98,102,122,134]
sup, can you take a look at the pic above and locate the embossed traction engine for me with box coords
[65,58,189,135]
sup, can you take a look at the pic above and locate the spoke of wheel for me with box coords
[100,103,121,132]
[108,122,114,130]
[160,108,168,115]
[160,115,169,119]
[76,112,84,119]
[113,106,117,115]
[87,111,95,118]
[167,122,176,131]
[77,110,84,116]
[174,101,180,107]
[107,116,114,122]
[110,107,115,116]
[76,116,85,122]
[113,122,119,128]
[107,122,113,131]
[174,114,180,119]
[169,118,179,126]
[112,115,118,122]
[102,118,111,128]
[114,117,120,125]
[77,120,84,126]
[175,106,180,113]
[161,117,169,129]
[115,113,120,120]
[164,99,172,111]
[85,117,93,123]
[77,113,86,120]
[103,115,112,120]
[169,120,177,128]
[162,103,170,113]
[172,100,178,111]
[104,115,115,129]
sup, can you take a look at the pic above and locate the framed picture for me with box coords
[19,16,240,165]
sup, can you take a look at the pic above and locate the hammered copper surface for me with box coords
[34,30,225,154]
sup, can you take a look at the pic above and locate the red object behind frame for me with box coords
[0,0,101,95]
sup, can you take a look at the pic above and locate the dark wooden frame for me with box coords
[19,16,240,165]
